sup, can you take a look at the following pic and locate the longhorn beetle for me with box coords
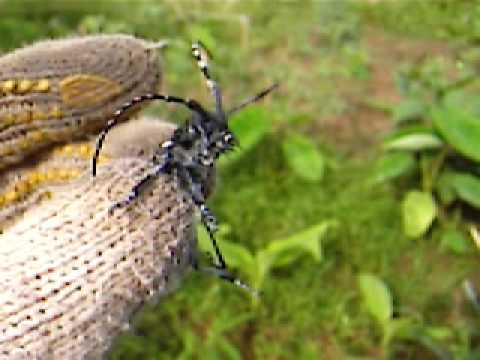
[92,41,277,293]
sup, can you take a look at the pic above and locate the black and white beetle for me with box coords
[92,41,277,292]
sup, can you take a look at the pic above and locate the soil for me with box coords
[321,27,450,154]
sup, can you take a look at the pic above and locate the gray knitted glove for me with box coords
[0,118,201,359]
[0,34,160,170]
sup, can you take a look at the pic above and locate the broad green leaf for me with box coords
[358,273,393,325]
[282,134,325,182]
[218,240,256,272]
[218,240,255,272]
[220,107,270,166]
[431,105,480,162]
[402,190,437,238]
[435,171,457,205]
[197,224,229,253]
[264,221,333,267]
[371,152,415,184]
[393,99,425,123]
[440,229,470,254]
[451,172,480,208]
[197,225,255,271]
[383,127,443,151]
[253,221,334,290]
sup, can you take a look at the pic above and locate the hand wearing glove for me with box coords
[0,118,204,359]
[0,35,202,359]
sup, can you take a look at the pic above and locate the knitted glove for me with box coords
[0,34,161,170]
[0,118,200,359]
[0,35,202,359]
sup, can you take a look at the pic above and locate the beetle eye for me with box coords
[223,133,234,144]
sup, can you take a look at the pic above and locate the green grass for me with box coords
[3,0,480,358]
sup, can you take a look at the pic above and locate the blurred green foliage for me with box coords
[360,0,480,42]
[373,40,480,248]
[3,0,480,358]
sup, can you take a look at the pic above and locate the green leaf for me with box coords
[440,229,470,254]
[198,224,228,253]
[251,221,334,290]
[371,152,415,184]
[282,134,325,182]
[264,221,333,267]
[197,225,255,270]
[451,172,480,208]
[252,250,272,291]
[431,105,480,162]
[383,127,443,151]
[218,241,256,271]
[435,171,457,205]
[402,190,437,238]
[220,107,270,166]
[393,99,425,123]
[358,273,393,325]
